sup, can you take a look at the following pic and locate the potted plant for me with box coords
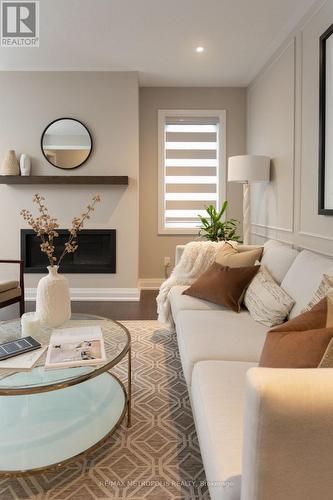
[20,193,101,327]
[198,201,241,242]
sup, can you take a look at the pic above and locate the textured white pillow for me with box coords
[244,265,295,327]
[301,274,333,312]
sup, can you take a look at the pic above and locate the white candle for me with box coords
[21,312,41,337]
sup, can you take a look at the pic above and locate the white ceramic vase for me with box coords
[36,266,71,328]
[19,154,31,176]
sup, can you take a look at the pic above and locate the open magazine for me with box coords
[45,325,106,370]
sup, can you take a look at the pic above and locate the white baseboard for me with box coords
[25,287,140,302]
[138,278,164,290]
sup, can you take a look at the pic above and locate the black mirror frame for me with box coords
[319,24,333,215]
[41,117,93,170]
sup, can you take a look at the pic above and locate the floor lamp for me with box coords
[228,155,270,245]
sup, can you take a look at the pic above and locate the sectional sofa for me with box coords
[169,240,333,500]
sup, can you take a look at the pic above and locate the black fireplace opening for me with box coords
[21,229,116,273]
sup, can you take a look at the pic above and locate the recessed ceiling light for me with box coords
[195,46,205,53]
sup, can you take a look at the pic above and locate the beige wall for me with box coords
[247,0,333,256]
[0,72,139,292]
[139,87,246,280]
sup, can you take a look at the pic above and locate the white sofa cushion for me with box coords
[191,360,256,500]
[169,285,224,320]
[176,309,267,385]
[261,240,299,284]
[281,250,333,319]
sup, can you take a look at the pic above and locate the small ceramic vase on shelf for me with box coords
[19,154,31,176]
[36,266,71,328]
[0,150,20,175]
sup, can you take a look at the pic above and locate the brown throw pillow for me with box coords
[215,243,263,268]
[183,262,259,312]
[259,298,333,368]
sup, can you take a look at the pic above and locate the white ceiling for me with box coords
[0,0,319,86]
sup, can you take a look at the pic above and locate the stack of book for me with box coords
[0,325,106,371]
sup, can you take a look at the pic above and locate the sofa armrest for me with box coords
[241,367,333,500]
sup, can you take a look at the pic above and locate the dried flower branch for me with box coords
[57,194,101,266]
[20,194,101,268]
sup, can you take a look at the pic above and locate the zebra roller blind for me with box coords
[158,111,225,233]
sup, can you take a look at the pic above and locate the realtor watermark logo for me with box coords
[1,1,39,47]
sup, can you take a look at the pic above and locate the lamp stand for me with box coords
[243,183,251,245]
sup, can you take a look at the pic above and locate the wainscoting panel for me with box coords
[298,1,333,242]
[247,38,296,234]
[248,1,333,258]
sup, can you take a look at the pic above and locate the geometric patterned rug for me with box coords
[0,321,209,500]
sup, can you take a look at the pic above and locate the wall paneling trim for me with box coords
[247,0,333,256]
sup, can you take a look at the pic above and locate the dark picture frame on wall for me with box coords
[319,23,333,215]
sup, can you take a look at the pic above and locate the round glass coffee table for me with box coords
[0,314,131,475]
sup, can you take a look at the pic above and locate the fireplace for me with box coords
[21,229,116,273]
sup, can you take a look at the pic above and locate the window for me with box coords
[158,110,226,234]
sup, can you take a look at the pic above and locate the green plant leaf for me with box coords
[198,200,241,242]
[218,200,228,219]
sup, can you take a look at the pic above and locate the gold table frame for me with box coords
[0,315,131,476]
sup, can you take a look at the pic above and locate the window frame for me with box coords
[158,109,226,235]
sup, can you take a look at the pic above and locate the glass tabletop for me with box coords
[0,314,130,394]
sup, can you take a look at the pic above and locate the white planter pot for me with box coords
[36,266,71,328]
[19,154,31,176]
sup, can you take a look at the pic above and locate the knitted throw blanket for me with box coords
[156,240,236,331]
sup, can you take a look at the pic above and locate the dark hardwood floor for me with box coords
[26,290,158,321]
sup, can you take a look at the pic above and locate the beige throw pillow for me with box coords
[302,274,333,312]
[215,243,263,268]
[326,292,333,327]
[318,295,333,367]
[238,244,264,253]
[244,265,295,327]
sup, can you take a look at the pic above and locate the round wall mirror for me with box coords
[41,118,92,170]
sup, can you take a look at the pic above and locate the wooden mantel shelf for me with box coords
[0,175,129,185]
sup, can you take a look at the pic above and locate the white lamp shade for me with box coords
[228,155,270,183]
